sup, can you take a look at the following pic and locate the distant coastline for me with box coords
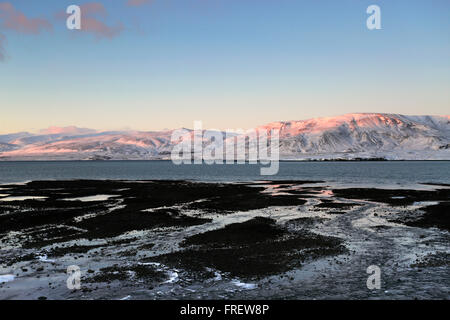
[1,158,450,162]
[1,114,449,162]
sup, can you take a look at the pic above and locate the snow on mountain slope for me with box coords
[0,131,175,160]
[0,143,18,152]
[0,114,449,160]
[0,132,32,144]
[261,114,450,160]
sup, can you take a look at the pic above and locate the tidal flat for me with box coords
[0,180,448,300]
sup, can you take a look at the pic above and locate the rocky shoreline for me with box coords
[0,180,448,299]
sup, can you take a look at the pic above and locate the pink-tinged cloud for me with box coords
[127,0,152,7]
[0,2,52,34]
[80,2,108,16]
[82,17,123,39]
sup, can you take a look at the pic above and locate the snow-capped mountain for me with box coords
[267,113,450,160]
[0,113,449,160]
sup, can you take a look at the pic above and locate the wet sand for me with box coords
[0,180,448,300]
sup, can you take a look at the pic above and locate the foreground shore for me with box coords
[0,180,448,299]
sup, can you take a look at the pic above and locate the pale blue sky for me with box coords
[1,0,449,133]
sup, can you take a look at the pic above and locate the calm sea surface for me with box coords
[0,161,449,188]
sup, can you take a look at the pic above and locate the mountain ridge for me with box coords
[1,113,449,161]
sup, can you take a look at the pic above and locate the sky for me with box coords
[0,0,449,133]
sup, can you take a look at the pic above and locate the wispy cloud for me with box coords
[0,2,52,34]
[126,0,153,7]
[80,2,124,39]
[0,2,52,61]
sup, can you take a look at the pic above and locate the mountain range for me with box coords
[1,113,449,161]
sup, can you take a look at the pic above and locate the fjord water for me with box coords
[0,161,449,187]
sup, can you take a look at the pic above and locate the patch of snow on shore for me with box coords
[0,196,47,202]
[0,275,15,283]
[62,195,118,202]
[232,280,257,290]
